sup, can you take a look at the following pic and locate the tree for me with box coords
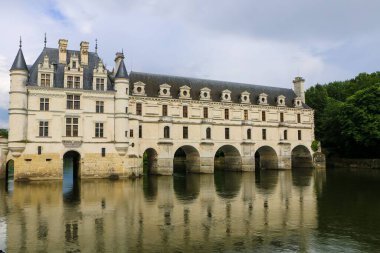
[0,129,8,138]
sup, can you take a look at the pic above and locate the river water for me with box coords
[1,168,380,252]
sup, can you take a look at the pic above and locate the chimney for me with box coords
[114,52,124,74]
[80,41,89,65]
[293,76,305,103]
[58,39,68,64]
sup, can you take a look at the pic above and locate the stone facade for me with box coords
[4,38,318,181]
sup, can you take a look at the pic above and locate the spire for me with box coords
[11,39,28,72]
[95,38,98,53]
[115,58,128,79]
[44,33,47,48]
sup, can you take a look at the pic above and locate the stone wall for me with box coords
[0,138,8,179]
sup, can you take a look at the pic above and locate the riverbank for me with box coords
[328,158,380,169]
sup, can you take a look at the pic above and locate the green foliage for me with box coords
[0,129,8,138]
[311,140,320,152]
[306,72,380,158]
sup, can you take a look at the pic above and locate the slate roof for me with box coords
[27,48,114,91]
[115,59,128,79]
[129,72,309,108]
[10,48,28,71]
[21,47,309,108]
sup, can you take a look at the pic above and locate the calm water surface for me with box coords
[1,168,380,252]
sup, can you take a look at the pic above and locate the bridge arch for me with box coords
[255,146,278,170]
[5,159,14,191]
[291,145,313,169]
[214,145,242,171]
[173,145,200,173]
[143,148,159,174]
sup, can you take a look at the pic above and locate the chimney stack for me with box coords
[114,52,124,74]
[80,41,89,65]
[58,39,68,64]
[293,76,305,103]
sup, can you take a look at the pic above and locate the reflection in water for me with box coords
[2,168,380,252]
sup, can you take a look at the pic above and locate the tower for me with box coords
[114,53,129,155]
[293,76,305,103]
[8,40,29,157]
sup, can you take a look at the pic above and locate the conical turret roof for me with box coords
[10,48,28,71]
[115,59,128,79]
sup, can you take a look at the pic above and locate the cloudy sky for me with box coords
[1,0,380,128]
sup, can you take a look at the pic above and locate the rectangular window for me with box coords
[244,110,248,120]
[41,73,50,87]
[297,114,301,123]
[67,95,80,110]
[262,111,266,121]
[125,131,128,137]
[130,129,134,138]
[96,101,104,113]
[126,88,128,94]
[136,103,142,116]
[183,106,188,118]
[74,76,80,89]
[67,76,73,88]
[40,98,49,111]
[66,117,79,137]
[262,129,267,140]
[225,128,230,139]
[162,105,168,116]
[72,61,77,69]
[39,121,49,137]
[139,125,142,138]
[298,130,302,140]
[225,109,229,120]
[125,107,128,114]
[284,130,288,140]
[203,107,208,118]
[101,148,106,157]
[38,146,42,155]
[280,112,284,122]
[183,126,188,139]
[96,78,105,91]
[95,123,104,138]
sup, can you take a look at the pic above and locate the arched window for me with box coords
[284,130,288,140]
[247,129,251,139]
[164,126,170,139]
[206,127,211,139]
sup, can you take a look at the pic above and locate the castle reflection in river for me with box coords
[0,169,326,252]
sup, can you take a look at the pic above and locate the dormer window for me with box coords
[96,78,105,91]
[179,85,191,99]
[72,61,77,69]
[67,76,80,89]
[294,97,303,108]
[241,91,250,104]
[38,54,54,87]
[159,83,171,98]
[41,74,51,87]
[133,81,146,96]
[221,89,232,102]
[200,87,211,101]
[258,93,268,105]
[277,95,286,107]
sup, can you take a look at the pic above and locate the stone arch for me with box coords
[214,145,242,171]
[63,150,81,180]
[143,148,159,174]
[255,146,278,169]
[5,159,14,191]
[291,145,313,169]
[173,145,200,173]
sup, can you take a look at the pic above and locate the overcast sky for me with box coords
[1,0,380,128]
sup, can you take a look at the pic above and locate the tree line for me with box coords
[306,72,380,158]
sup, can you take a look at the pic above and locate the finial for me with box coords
[95,38,98,53]
[44,33,47,48]
[19,36,22,49]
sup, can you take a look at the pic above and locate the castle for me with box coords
[1,38,316,181]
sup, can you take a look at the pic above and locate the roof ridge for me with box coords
[130,71,292,91]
